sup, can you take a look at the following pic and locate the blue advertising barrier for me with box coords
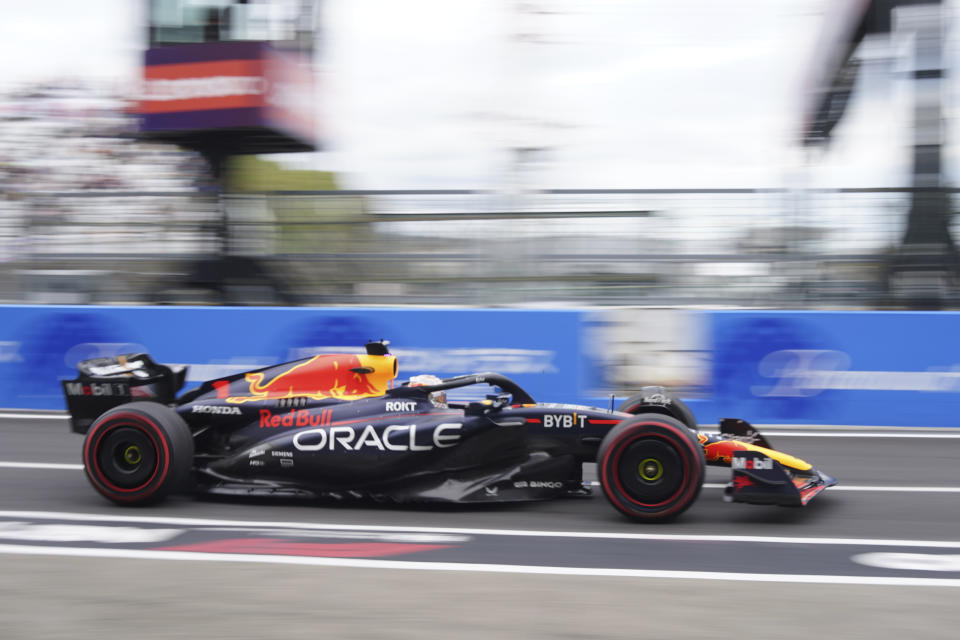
[0,305,586,411]
[3,305,959,427]
[695,310,960,427]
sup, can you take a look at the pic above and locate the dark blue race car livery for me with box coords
[62,341,836,522]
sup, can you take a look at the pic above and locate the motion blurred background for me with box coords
[3,8,960,639]
[2,0,957,310]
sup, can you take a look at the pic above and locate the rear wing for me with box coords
[61,353,186,434]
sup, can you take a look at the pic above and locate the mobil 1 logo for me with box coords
[64,381,130,397]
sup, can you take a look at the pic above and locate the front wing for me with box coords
[725,450,837,507]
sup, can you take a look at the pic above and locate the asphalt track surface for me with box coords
[2,414,960,639]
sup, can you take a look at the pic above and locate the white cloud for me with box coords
[4,0,919,194]
[0,0,141,87]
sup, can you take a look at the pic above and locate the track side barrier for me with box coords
[2,306,959,427]
[694,310,960,427]
[0,305,584,412]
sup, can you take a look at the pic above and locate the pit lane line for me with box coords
[2,510,960,587]
[0,462,84,470]
[5,509,960,548]
[3,544,960,588]
[702,431,960,438]
[3,461,960,494]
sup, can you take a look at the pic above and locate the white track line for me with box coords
[808,485,960,493]
[0,412,68,420]
[632,481,960,494]
[704,482,960,493]
[4,462,960,494]
[701,431,960,438]
[0,462,82,470]
[3,510,960,548]
[0,544,958,587]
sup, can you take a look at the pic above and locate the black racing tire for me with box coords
[82,401,194,505]
[597,413,705,522]
[616,393,698,430]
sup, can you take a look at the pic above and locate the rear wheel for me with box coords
[82,402,193,505]
[597,414,705,522]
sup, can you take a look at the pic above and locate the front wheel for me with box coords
[616,392,697,431]
[82,402,194,505]
[597,414,705,522]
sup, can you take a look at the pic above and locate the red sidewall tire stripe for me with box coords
[600,421,701,518]
[619,402,643,414]
[84,412,171,502]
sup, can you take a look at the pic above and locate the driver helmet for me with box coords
[408,374,447,407]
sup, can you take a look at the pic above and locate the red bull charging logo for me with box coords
[224,354,396,404]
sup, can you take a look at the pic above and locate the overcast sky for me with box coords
[0,0,931,191]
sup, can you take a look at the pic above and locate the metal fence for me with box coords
[1,188,955,307]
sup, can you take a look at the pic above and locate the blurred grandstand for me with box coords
[0,80,955,308]
[0,82,216,303]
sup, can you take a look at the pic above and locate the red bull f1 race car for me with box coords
[62,341,836,522]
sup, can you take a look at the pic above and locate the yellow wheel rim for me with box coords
[639,457,664,482]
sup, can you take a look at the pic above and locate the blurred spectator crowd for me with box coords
[0,82,211,264]
[0,81,202,193]
[0,84,937,308]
